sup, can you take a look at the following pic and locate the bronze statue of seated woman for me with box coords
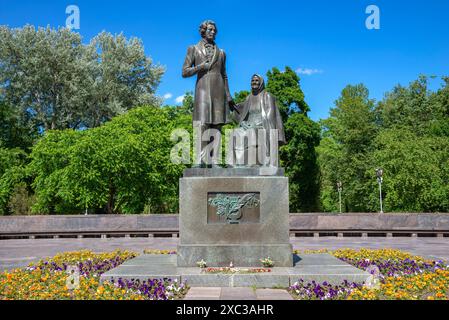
[229,74,286,167]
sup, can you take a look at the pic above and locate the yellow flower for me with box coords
[96,286,105,295]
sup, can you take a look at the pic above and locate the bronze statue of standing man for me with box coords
[182,20,235,167]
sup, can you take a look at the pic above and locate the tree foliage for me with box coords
[0,100,37,150]
[0,25,164,131]
[266,66,309,121]
[318,76,449,212]
[28,106,188,214]
[281,113,321,211]
[370,129,449,212]
[0,146,27,214]
[233,90,250,104]
[318,84,377,212]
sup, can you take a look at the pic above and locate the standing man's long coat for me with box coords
[182,40,232,125]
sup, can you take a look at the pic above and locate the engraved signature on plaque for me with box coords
[208,193,260,224]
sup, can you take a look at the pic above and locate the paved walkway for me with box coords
[0,237,177,270]
[184,287,293,300]
[1,237,448,270]
[291,237,449,262]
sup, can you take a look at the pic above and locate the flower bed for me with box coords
[335,249,444,279]
[110,277,186,300]
[289,248,449,300]
[0,250,187,300]
[31,250,138,277]
[290,279,362,300]
[348,269,449,300]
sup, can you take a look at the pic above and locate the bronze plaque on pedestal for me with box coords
[207,192,260,224]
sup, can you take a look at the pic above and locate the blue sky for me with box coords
[1,0,449,121]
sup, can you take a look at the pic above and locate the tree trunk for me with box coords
[107,181,116,214]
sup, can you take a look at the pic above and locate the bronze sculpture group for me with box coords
[182,20,285,168]
[178,21,293,269]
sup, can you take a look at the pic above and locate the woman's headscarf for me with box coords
[251,74,265,94]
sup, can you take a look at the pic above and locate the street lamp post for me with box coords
[336,181,342,213]
[376,168,384,213]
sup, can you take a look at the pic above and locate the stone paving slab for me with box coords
[183,287,221,300]
[183,287,293,300]
[220,287,256,300]
[256,288,294,300]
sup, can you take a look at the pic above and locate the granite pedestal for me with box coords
[177,168,292,267]
[99,168,367,288]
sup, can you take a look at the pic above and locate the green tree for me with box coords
[317,84,377,212]
[315,135,344,212]
[280,113,321,211]
[325,84,377,153]
[0,26,89,130]
[370,128,449,212]
[427,77,449,137]
[7,182,36,215]
[26,129,82,214]
[28,106,187,214]
[0,25,164,131]
[181,91,194,114]
[318,76,449,213]
[266,66,309,121]
[84,31,164,127]
[233,90,250,104]
[0,146,27,214]
[376,75,438,135]
[165,91,194,118]
[0,100,37,150]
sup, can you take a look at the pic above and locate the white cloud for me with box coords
[163,93,173,100]
[296,67,323,76]
[175,95,185,104]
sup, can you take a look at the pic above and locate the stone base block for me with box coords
[177,244,293,267]
[100,254,370,288]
